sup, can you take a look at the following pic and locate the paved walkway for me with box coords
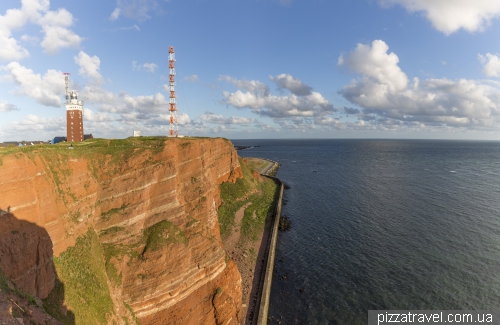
[259,160,274,175]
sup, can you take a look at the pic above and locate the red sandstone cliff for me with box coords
[0,137,243,324]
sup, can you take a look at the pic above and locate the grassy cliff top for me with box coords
[0,136,229,157]
[0,137,233,169]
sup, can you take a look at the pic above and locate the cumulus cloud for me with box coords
[0,61,64,107]
[338,40,408,94]
[83,108,115,122]
[75,51,103,84]
[379,0,500,34]
[338,40,500,128]
[0,0,82,60]
[38,7,81,54]
[270,74,312,96]
[79,85,168,115]
[478,53,500,77]
[0,114,65,138]
[0,101,19,112]
[220,74,335,119]
[219,75,270,97]
[344,107,360,114]
[200,112,256,125]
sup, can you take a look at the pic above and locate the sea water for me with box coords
[233,139,500,324]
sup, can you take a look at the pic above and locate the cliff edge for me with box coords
[0,137,243,324]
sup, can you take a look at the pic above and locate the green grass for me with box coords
[101,243,140,286]
[143,220,188,253]
[244,158,268,173]
[124,302,140,325]
[240,176,279,241]
[100,204,128,221]
[218,157,279,241]
[47,228,115,324]
[99,226,125,237]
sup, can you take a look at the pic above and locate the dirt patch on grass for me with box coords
[225,202,251,253]
[223,207,274,325]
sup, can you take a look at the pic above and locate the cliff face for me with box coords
[0,137,243,324]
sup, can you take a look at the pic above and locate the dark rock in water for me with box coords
[284,183,291,189]
[278,215,291,231]
[234,145,260,150]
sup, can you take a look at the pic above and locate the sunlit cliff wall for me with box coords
[0,137,243,324]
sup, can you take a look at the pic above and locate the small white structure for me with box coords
[133,130,141,137]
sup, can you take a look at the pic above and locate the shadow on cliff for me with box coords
[0,208,75,324]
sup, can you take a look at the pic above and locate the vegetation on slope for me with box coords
[218,157,279,242]
[44,228,114,325]
[143,220,189,253]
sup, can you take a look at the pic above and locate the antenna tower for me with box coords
[168,46,178,137]
[63,72,70,102]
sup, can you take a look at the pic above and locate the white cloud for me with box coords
[200,112,256,125]
[219,75,270,96]
[110,8,121,20]
[183,74,199,82]
[0,0,82,60]
[118,24,140,31]
[83,108,115,122]
[270,74,312,96]
[132,61,157,72]
[0,61,64,107]
[20,34,39,44]
[338,40,500,128]
[0,101,19,112]
[0,114,65,139]
[339,40,408,93]
[112,0,160,21]
[40,25,81,55]
[74,51,103,84]
[478,53,500,77]
[379,0,500,34]
[143,63,157,73]
[221,74,335,119]
[177,113,190,125]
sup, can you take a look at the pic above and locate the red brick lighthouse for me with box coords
[64,73,84,142]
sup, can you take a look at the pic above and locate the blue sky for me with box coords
[2,0,500,141]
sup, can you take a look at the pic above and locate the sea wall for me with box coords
[0,137,243,324]
[256,167,284,325]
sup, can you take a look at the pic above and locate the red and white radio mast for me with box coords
[168,46,178,137]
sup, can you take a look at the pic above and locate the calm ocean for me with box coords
[232,139,500,325]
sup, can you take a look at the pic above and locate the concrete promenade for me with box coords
[254,159,284,325]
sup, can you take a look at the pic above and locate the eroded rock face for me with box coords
[0,211,55,299]
[0,138,243,324]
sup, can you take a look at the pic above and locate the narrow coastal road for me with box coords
[259,160,275,176]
